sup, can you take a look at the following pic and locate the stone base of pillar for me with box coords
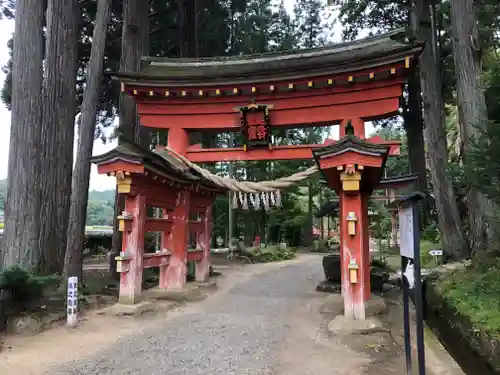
[118,273,142,305]
[195,258,210,282]
[164,256,187,291]
[158,265,169,289]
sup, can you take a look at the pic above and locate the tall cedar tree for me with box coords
[1,0,44,270]
[64,0,113,280]
[38,0,80,274]
[449,0,498,251]
[412,0,469,259]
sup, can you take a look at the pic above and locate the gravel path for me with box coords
[47,258,324,375]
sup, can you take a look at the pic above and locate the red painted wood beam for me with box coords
[189,221,203,233]
[184,138,400,163]
[187,250,203,262]
[97,161,145,175]
[137,84,404,116]
[140,98,400,130]
[143,253,171,269]
[146,218,173,233]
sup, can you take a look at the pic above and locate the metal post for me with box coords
[392,191,427,375]
[413,203,426,375]
[401,255,412,374]
[228,133,234,252]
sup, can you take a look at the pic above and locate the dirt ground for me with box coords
[0,255,462,375]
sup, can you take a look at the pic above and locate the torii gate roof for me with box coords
[111,29,423,87]
[90,141,227,193]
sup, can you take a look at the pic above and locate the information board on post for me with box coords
[399,206,414,259]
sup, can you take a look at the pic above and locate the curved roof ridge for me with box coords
[141,28,407,67]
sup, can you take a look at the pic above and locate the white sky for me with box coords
[0,1,374,192]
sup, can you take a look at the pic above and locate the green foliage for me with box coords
[436,254,500,337]
[369,200,392,242]
[311,238,339,253]
[0,181,115,226]
[420,240,442,268]
[186,261,195,282]
[462,120,500,206]
[485,51,500,125]
[373,125,409,177]
[293,0,329,48]
[0,266,60,308]
[421,222,441,244]
[242,245,296,263]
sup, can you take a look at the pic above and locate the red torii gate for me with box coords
[102,29,423,319]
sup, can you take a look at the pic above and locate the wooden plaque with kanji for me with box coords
[240,104,271,149]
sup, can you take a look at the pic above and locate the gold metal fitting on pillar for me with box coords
[348,259,359,284]
[340,164,362,191]
[117,212,132,232]
[346,212,357,236]
[116,171,132,194]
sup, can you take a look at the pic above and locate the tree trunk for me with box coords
[110,0,150,277]
[38,0,79,275]
[449,0,495,252]
[1,0,45,270]
[64,0,112,281]
[412,0,469,259]
[404,68,429,222]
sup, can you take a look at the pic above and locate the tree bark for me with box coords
[449,0,495,252]
[109,0,150,277]
[404,68,429,222]
[412,0,469,259]
[1,0,45,270]
[64,0,112,281]
[38,0,79,274]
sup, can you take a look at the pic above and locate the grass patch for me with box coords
[435,252,500,337]
[383,240,441,271]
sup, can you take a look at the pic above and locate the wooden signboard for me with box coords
[239,103,271,150]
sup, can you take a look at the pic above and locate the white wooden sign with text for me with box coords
[67,276,78,327]
[398,206,414,259]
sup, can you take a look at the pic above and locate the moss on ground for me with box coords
[435,254,500,337]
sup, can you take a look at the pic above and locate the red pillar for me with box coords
[339,191,371,320]
[361,192,371,301]
[195,204,212,282]
[339,118,365,139]
[164,127,190,290]
[167,127,189,156]
[159,209,171,289]
[164,190,191,290]
[119,195,146,304]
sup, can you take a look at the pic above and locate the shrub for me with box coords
[186,261,195,281]
[311,238,339,253]
[312,239,330,253]
[243,245,296,263]
[0,266,60,311]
